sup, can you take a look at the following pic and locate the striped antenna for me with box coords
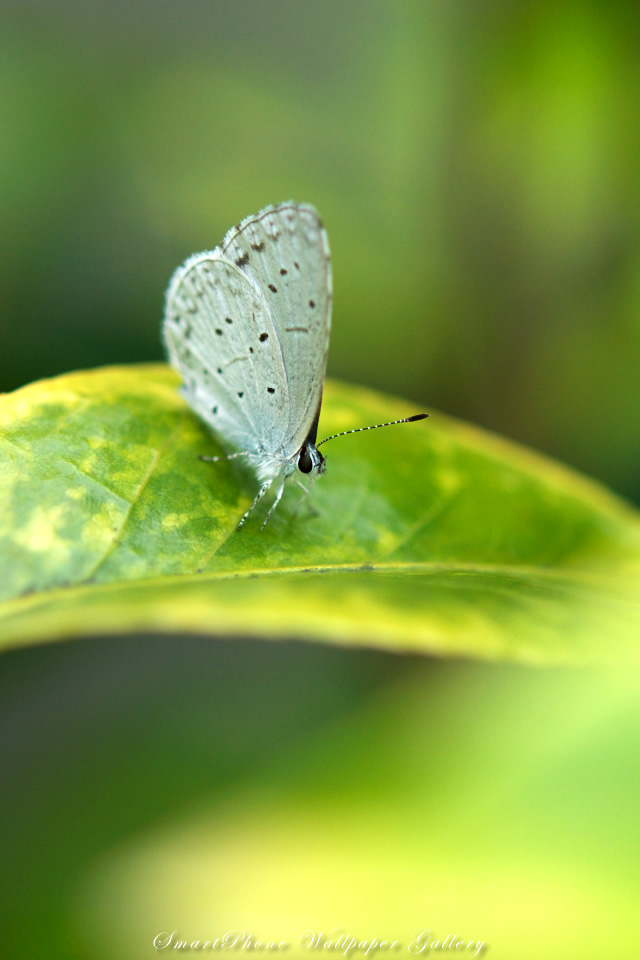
[317,412,429,448]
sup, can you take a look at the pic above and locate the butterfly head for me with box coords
[297,442,326,477]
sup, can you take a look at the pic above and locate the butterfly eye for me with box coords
[298,446,313,474]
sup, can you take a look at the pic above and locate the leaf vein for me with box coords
[81,417,187,581]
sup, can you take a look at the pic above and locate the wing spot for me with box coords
[251,242,265,252]
[267,387,275,394]
[225,317,233,324]
[294,261,300,270]
[237,391,244,399]
[280,268,288,275]
[268,284,278,293]
[217,367,223,375]
[215,328,223,335]
[235,252,249,267]
[309,300,315,308]
[249,346,254,353]
[212,405,218,414]
[259,333,269,342]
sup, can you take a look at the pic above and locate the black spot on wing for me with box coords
[235,252,249,267]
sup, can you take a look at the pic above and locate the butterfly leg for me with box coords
[260,480,286,531]
[292,479,319,520]
[237,480,272,530]
[200,451,252,463]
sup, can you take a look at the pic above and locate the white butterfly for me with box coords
[163,202,427,529]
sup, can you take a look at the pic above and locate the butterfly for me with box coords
[163,202,427,529]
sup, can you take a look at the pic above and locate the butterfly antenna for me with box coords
[317,413,429,448]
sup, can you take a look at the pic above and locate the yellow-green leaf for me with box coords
[1,365,639,662]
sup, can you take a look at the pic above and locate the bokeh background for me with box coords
[1,2,639,958]
[3,0,640,503]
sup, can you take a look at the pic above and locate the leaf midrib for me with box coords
[1,559,638,620]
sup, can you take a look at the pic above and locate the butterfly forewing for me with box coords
[220,203,332,457]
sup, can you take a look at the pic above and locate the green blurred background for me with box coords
[3,0,640,502]
[1,2,639,958]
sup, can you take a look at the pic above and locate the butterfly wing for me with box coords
[220,202,332,458]
[163,250,294,459]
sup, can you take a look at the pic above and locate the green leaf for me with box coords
[1,364,639,662]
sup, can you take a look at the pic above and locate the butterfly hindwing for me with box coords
[163,252,292,455]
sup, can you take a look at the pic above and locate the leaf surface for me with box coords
[1,365,639,662]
